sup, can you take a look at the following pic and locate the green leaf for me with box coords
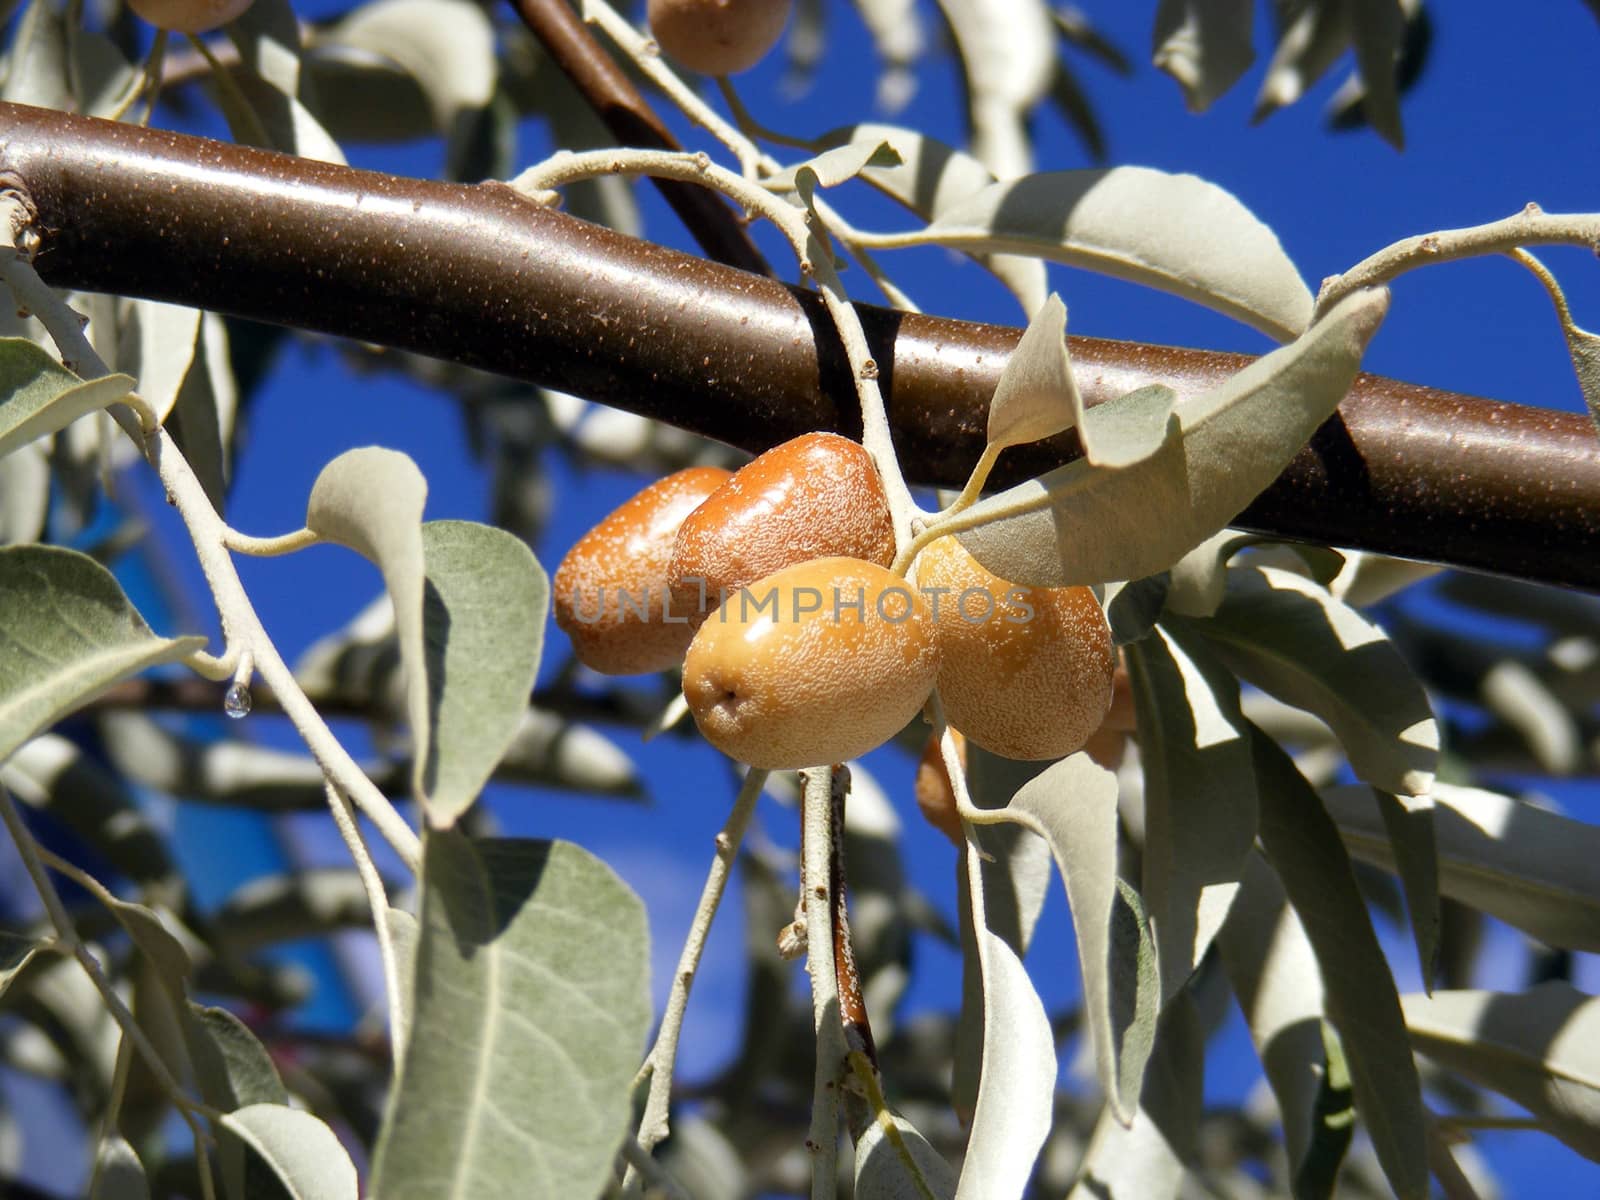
[1003,754,1158,1123]
[316,0,494,130]
[306,447,429,796]
[91,1135,148,1200]
[1253,2,1351,123]
[1151,0,1255,113]
[385,905,419,1057]
[1402,983,1600,1162]
[1374,788,1439,990]
[220,1104,359,1199]
[935,0,1055,178]
[0,546,206,765]
[415,520,546,826]
[951,288,1388,588]
[769,139,903,193]
[984,294,1082,451]
[1066,990,1203,1200]
[1219,853,1352,1199]
[1251,728,1428,1200]
[116,300,202,427]
[184,1004,288,1200]
[1127,625,1256,1002]
[0,338,135,462]
[854,1106,957,1200]
[166,313,237,516]
[1179,564,1437,796]
[0,932,51,1001]
[1324,781,1600,954]
[370,834,651,1199]
[225,0,347,165]
[813,122,1047,311]
[917,166,1313,340]
[1345,0,1406,149]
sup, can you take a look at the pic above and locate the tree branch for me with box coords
[2,101,1597,590]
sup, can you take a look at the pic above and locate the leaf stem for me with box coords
[325,782,404,1040]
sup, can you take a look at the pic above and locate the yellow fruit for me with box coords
[914,728,967,846]
[669,432,895,628]
[682,557,940,768]
[127,0,253,32]
[914,536,1114,761]
[647,0,793,76]
[552,467,732,675]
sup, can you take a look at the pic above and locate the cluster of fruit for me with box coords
[554,432,1124,787]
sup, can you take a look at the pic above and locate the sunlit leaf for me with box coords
[1324,782,1600,954]
[116,301,202,428]
[1251,728,1428,1200]
[370,834,651,1199]
[1004,754,1158,1122]
[1374,787,1439,990]
[226,0,348,164]
[917,166,1314,340]
[768,140,902,193]
[385,906,419,1057]
[985,294,1081,450]
[0,338,136,463]
[495,708,641,796]
[1219,853,1352,1198]
[415,520,546,826]
[318,0,494,129]
[185,1002,289,1200]
[0,546,205,765]
[215,869,384,951]
[1254,1,1350,123]
[91,1135,148,1200]
[1151,0,1255,112]
[1402,983,1600,1162]
[1178,564,1437,796]
[855,1106,958,1199]
[0,438,49,545]
[1127,625,1255,1002]
[1345,0,1406,148]
[932,0,1054,178]
[306,447,429,797]
[1066,990,1202,1200]
[221,1105,359,1200]
[952,288,1388,588]
[846,0,922,109]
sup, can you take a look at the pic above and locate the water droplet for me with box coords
[223,683,252,720]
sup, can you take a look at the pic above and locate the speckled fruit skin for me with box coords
[915,536,1115,761]
[668,433,895,628]
[553,467,732,675]
[647,0,792,76]
[127,0,253,31]
[682,557,940,769]
[914,728,966,846]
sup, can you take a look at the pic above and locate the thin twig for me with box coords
[801,766,844,1200]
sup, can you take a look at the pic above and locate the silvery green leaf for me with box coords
[106,897,194,1002]
[0,932,50,1001]
[952,288,1388,588]
[495,708,641,796]
[1162,530,1254,618]
[385,906,418,1056]
[75,31,140,120]
[185,1002,289,1198]
[1004,754,1158,1123]
[318,0,494,129]
[1324,782,1600,954]
[955,923,1055,1199]
[1066,990,1202,1200]
[2,0,67,108]
[847,0,923,109]
[306,447,429,793]
[932,0,1055,177]
[0,338,136,463]
[1219,853,1353,1198]
[918,166,1314,340]
[1327,550,1439,607]
[0,547,205,765]
[985,295,1082,450]
[1151,0,1255,112]
[0,438,48,544]
[1250,728,1428,1200]
[855,1106,958,1199]
[221,1105,358,1200]
[812,123,1046,311]
[1375,788,1439,990]
[216,869,381,951]
[1127,626,1255,1002]
[91,1136,148,1200]
[165,313,236,515]
[1481,657,1582,774]
[226,0,347,165]
[768,140,903,193]
[1177,564,1437,797]
[117,300,202,427]
[1402,983,1600,1162]
[1562,320,1600,440]
[370,834,651,1200]
[1254,0,1349,122]
[415,520,546,826]
[1344,0,1406,148]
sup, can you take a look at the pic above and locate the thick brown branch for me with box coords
[2,101,1597,590]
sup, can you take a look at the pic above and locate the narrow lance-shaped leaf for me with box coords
[415,520,547,826]
[1002,754,1158,1123]
[1127,625,1256,1002]
[1324,781,1600,954]
[1374,787,1439,990]
[952,287,1389,588]
[1345,0,1406,149]
[916,166,1315,340]
[0,546,206,765]
[116,301,202,427]
[1402,983,1600,1163]
[220,1104,359,1200]
[933,0,1055,178]
[854,1105,958,1200]
[306,447,429,798]
[370,834,651,1200]
[91,1136,148,1200]
[226,0,348,164]
[0,338,135,462]
[0,932,51,1001]
[985,294,1082,450]
[1250,725,1429,1200]
[318,0,495,129]
[1218,853,1353,1199]
[183,1003,288,1199]
[1151,0,1255,113]
[1066,989,1203,1200]
[1175,564,1438,797]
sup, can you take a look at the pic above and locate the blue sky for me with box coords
[23,0,1598,1193]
